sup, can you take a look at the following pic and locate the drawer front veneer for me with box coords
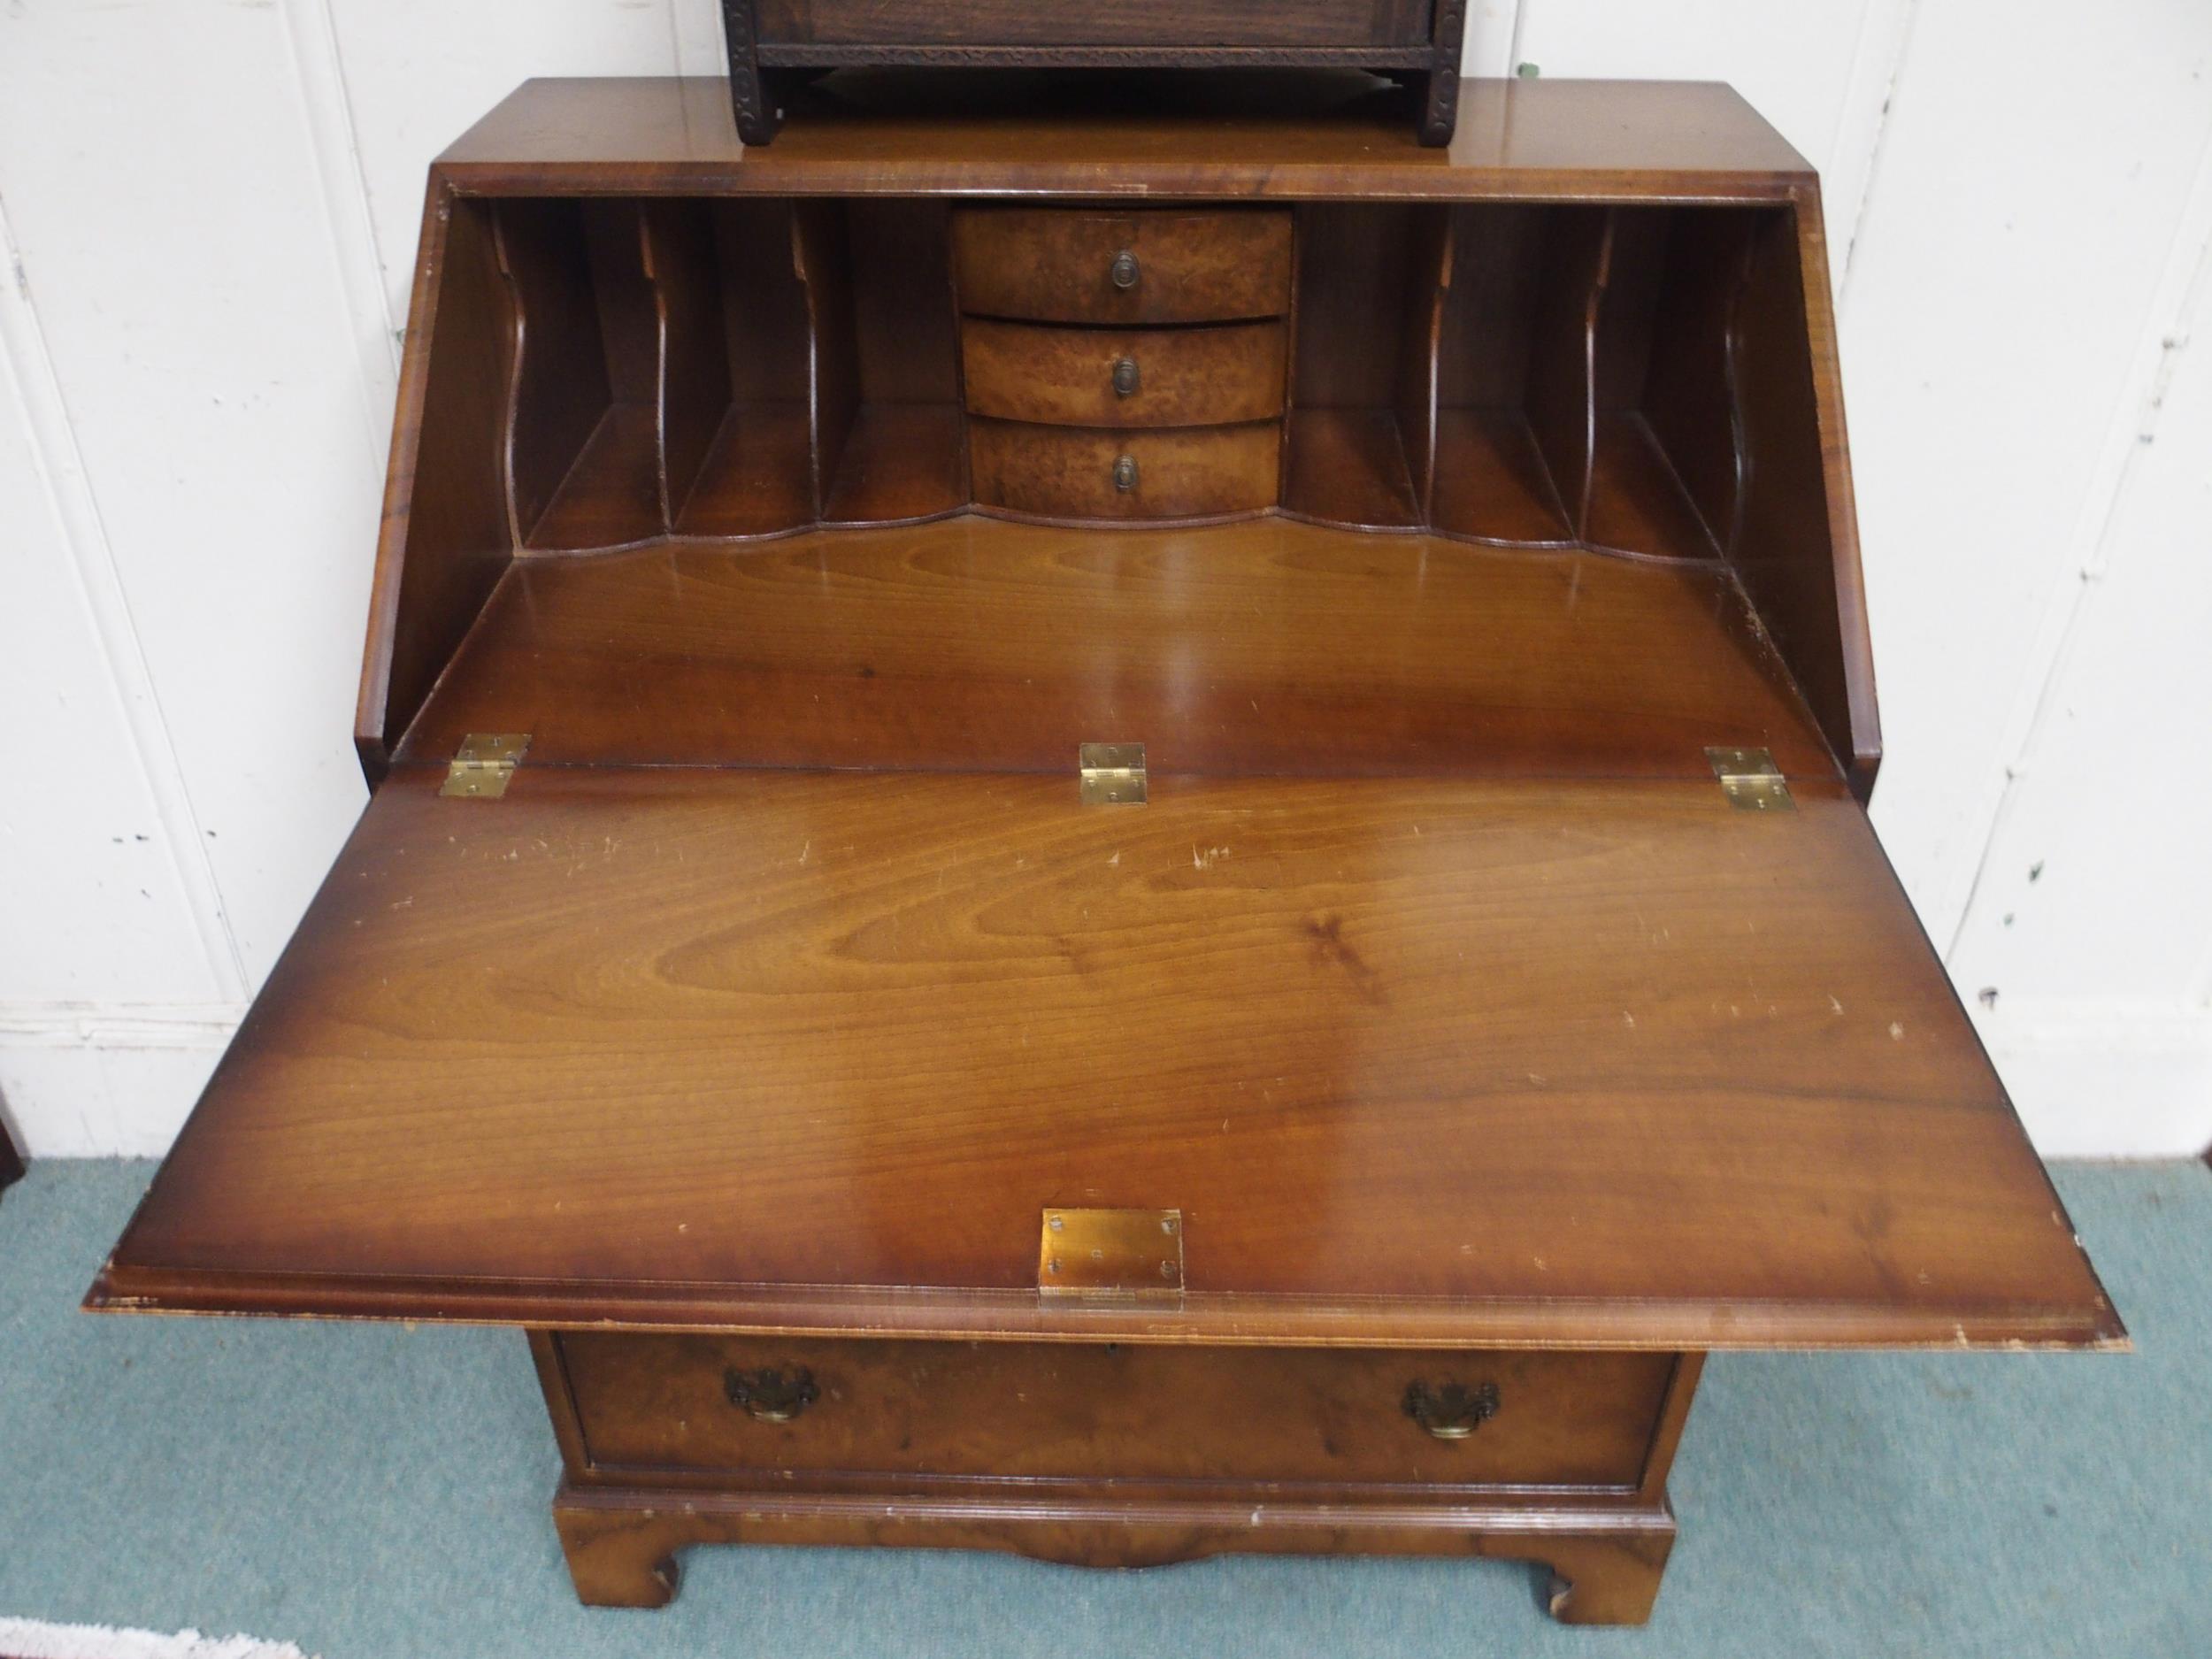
[951,209,1295,326]
[969,418,1281,519]
[962,319,1288,429]
[556,1333,1678,1490]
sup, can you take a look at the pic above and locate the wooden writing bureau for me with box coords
[89,76,2121,1627]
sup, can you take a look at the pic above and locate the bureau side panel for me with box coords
[1727,190,1881,798]
[353,180,517,781]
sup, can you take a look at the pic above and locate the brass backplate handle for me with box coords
[1402,1379,1500,1440]
[1110,250,1141,289]
[1112,356,1141,397]
[725,1365,819,1424]
[1113,455,1139,492]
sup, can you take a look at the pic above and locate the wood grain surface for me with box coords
[554,1333,1675,1488]
[961,319,1287,428]
[352,192,514,778]
[431,77,1813,199]
[533,1330,1701,1620]
[953,208,1295,326]
[818,404,967,526]
[1281,408,1422,528]
[94,765,2116,1348]
[549,1477,1679,1618]
[1429,410,1574,544]
[968,417,1280,519]
[393,517,1828,777]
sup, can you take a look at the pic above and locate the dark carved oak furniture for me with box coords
[719,0,1471,146]
[88,77,2121,1627]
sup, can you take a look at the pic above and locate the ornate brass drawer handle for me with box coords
[724,1365,818,1424]
[1112,356,1141,397]
[1112,455,1140,492]
[1402,1379,1500,1440]
[1110,250,1141,289]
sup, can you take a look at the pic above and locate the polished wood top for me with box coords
[392,518,1832,778]
[436,74,1813,199]
[94,764,2116,1349]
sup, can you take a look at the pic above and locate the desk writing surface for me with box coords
[393,519,1833,780]
[94,764,2117,1350]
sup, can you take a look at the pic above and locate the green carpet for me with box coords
[2,1160,2206,1657]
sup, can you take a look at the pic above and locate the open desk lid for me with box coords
[91,759,2121,1350]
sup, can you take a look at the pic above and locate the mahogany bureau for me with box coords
[88,76,2121,1628]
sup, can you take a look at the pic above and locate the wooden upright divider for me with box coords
[1432,202,1594,545]
[674,198,814,538]
[791,199,856,520]
[641,199,731,530]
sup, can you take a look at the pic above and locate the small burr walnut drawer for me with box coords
[950,207,1295,326]
[961,319,1288,429]
[968,418,1281,521]
[549,1333,1679,1490]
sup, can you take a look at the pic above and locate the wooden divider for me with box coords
[674,199,813,537]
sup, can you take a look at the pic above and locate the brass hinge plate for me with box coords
[1079,741,1147,806]
[441,733,530,799]
[1040,1207,1183,1301]
[1706,746,1793,812]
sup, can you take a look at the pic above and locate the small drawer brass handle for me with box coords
[1402,1379,1500,1440]
[725,1365,818,1424]
[1112,356,1141,397]
[1112,455,1140,492]
[1110,250,1141,290]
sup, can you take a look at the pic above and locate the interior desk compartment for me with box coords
[471,195,965,554]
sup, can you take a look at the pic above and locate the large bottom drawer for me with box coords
[551,1333,1677,1491]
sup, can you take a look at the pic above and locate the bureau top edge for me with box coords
[433,171,1812,205]
[432,76,1816,196]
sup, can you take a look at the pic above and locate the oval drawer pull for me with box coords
[1112,455,1140,492]
[1402,1379,1500,1440]
[1110,250,1141,290]
[724,1364,818,1424]
[1111,356,1141,397]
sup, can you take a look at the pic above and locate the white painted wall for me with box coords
[3,1,2207,1156]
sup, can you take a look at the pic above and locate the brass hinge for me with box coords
[441,733,530,799]
[1079,741,1147,806]
[1040,1207,1184,1302]
[1706,746,1793,812]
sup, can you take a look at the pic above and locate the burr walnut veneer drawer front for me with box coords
[969,418,1281,521]
[951,208,1295,326]
[961,319,1289,429]
[553,1333,1678,1490]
